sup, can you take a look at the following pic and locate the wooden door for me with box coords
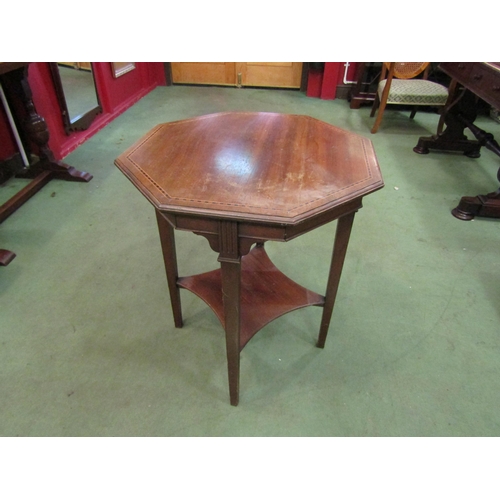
[171,63,236,86]
[236,63,302,88]
[171,63,303,88]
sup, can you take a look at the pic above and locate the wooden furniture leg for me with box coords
[370,64,395,134]
[220,259,241,406]
[413,84,481,157]
[370,96,388,134]
[218,220,241,406]
[451,118,500,220]
[317,211,356,348]
[2,65,93,183]
[0,249,16,266]
[156,210,183,328]
[0,170,52,224]
[0,63,93,228]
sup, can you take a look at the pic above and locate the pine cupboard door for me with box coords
[171,63,237,86]
[235,62,303,88]
[58,62,92,71]
[171,62,303,88]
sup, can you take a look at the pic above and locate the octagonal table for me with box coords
[115,112,384,406]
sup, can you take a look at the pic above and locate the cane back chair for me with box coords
[370,62,449,134]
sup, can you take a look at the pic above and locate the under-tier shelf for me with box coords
[177,244,325,349]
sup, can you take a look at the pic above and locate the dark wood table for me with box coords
[413,62,500,220]
[115,112,384,405]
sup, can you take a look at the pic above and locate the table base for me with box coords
[156,208,356,406]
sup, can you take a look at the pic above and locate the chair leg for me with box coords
[371,97,388,134]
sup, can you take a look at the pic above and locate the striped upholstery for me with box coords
[378,78,448,105]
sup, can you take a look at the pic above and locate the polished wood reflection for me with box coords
[117,112,382,223]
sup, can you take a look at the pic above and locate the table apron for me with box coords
[158,198,362,255]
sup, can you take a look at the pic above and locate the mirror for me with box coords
[49,62,102,135]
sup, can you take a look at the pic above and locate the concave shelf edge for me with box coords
[177,244,325,349]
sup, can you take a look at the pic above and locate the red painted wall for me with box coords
[0,62,166,162]
[2,62,357,164]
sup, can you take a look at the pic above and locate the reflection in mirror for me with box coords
[111,62,136,78]
[49,62,102,134]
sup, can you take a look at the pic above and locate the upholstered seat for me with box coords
[370,63,449,133]
[377,78,448,105]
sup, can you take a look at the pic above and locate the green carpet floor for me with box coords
[1,85,499,436]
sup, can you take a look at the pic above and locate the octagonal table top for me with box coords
[115,112,383,224]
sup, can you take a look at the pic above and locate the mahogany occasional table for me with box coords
[115,112,384,406]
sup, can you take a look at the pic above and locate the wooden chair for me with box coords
[370,63,449,134]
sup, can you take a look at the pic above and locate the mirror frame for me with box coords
[111,62,136,78]
[49,62,102,135]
